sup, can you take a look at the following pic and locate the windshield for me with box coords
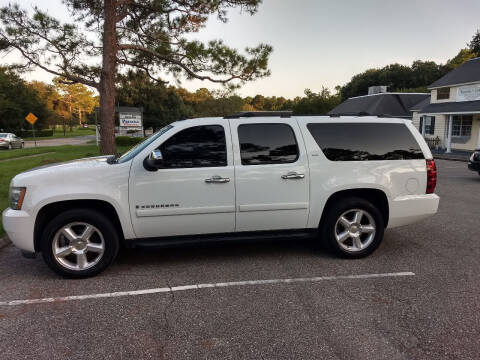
[117,125,173,163]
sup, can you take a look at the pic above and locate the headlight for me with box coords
[9,187,26,210]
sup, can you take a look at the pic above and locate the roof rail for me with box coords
[224,111,293,119]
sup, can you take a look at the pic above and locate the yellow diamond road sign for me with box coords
[25,112,38,125]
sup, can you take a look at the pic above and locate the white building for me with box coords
[411,57,480,152]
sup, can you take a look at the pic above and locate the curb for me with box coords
[0,236,11,250]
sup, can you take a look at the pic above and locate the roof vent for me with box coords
[368,86,388,95]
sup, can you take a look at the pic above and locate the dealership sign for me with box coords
[456,84,480,102]
[120,112,142,127]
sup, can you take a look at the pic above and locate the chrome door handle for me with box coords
[205,175,230,183]
[281,172,305,180]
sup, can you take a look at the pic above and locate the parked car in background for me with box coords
[468,149,480,175]
[0,133,24,150]
[3,114,439,278]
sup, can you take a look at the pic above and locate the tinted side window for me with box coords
[307,123,424,161]
[160,125,227,168]
[238,123,299,165]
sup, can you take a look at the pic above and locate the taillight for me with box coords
[426,159,437,194]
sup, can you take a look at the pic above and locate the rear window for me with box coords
[307,123,424,161]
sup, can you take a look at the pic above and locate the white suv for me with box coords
[2,114,439,277]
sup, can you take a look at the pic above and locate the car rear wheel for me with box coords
[321,197,384,258]
[41,209,119,278]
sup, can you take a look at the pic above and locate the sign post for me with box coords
[25,112,38,147]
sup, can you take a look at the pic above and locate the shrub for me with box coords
[17,129,54,138]
[115,136,144,146]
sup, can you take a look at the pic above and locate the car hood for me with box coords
[12,156,114,186]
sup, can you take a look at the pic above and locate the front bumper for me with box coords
[387,194,440,228]
[2,208,35,252]
[468,161,480,172]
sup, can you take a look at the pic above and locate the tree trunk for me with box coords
[99,0,117,155]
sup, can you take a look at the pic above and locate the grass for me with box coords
[0,144,129,236]
[23,126,96,141]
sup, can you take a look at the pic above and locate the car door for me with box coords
[231,118,310,232]
[129,122,236,238]
[12,135,21,148]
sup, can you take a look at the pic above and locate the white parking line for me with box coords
[0,272,415,306]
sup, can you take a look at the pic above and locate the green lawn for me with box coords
[0,144,128,236]
[23,127,96,141]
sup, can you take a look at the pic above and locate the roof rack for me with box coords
[224,111,293,119]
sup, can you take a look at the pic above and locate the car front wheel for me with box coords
[321,197,385,258]
[41,209,120,278]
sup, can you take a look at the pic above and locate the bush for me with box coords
[115,136,144,146]
[17,129,54,138]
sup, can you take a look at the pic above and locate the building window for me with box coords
[419,116,435,135]
[452,115,473,137]
[436,87,450,100]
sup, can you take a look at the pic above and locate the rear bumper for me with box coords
[2,208,35,252]
[387,194,440,228]
[468,161,480,172]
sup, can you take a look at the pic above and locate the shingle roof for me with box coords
[410,97,431,111]
[412,100,480,114]
[429,57,480,88]
[328,93,429,118]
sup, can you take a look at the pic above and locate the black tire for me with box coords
[321,197,385,258]
[41,208,120,278]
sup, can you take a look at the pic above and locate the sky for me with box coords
[1,0,479,98]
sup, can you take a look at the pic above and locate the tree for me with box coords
[53,77,97,131]
[0,68,53,131]
[445,48,476,71]
[117,70,190,129]
[468,29,480,57]
[28,81,62,127]
[292,87,341,115]
[0,1,272,154]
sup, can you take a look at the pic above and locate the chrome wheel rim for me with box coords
[334,209,376,253]
[52,222,105,271]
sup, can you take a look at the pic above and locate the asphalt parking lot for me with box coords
[0,159,479,359]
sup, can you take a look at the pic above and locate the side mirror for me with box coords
[143,149,164,171]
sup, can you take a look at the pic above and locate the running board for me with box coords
[124,229,317,249]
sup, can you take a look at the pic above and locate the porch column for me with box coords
[446,114,452,153]
[421,115,425,136]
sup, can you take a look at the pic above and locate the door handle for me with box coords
[281,172,305,180]
[205,175,230,183]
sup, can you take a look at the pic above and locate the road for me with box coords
[0,160,479,359]
[24,135,95,148]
